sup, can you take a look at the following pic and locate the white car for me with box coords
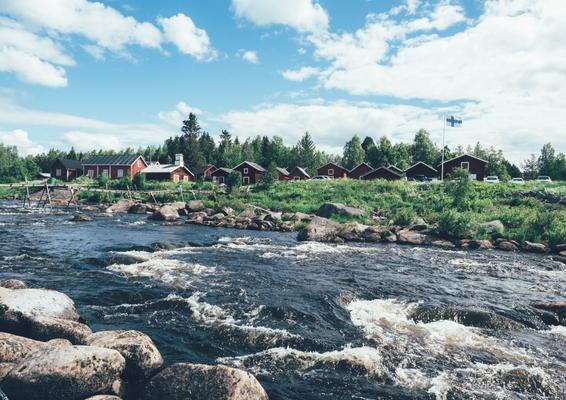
[311,175,331,180]
[485,176,500,183]
[536,176,552,183]
[511,177,525,184]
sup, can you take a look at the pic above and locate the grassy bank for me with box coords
[207,180,566,247]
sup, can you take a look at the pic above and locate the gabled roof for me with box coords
[405,161,438,173]
[234,161,266,172]
[290,166,310,178]
[212,167,233,175]
[142,164,194,176]
[387,164,404,174]
[55,158,82,170]
[360,166,403,179]
[349,162,373,173]
[276,167,289,175]
[194,164,217,175]
[82,154,144,166]
[441,153,488,165]
[318,161,348,171]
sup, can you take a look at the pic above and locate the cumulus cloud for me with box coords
[0,128,46,155]
[62,131,123,151]
[239,50,259,64]
[281,66,320,81]
[0,0,215,86]
[157,101,203,127]
[158,14,216,61]
[231,0,329,34]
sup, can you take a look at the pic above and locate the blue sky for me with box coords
[0,0,564,164]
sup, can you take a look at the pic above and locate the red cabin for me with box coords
[82,154,147,181]
[317,162,348,179]
[360,166,403,181]
[405,161,438,180]
[438,154,487,181]
[349,162,373,180]
[277,167,290,181]
[233,161,265,185]
[211,168,233,184]
[50,158,83,181]
[288,166,310,180]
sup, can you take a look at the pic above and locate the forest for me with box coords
[0,113,564,183]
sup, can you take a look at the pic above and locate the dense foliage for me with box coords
[0,112,564,183]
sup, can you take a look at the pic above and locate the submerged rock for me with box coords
[144,363,268,400]
[531,301,566,324]
[86,330,163,379]
[128,203,148,214]
[70,214,94,222]
[2,345,125,400]
[0,279,27,289]
[316,203,365,218]
[297,216,341,242]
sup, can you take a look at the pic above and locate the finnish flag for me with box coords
[446,115,462,127]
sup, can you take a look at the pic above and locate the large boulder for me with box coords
[149,205,180,222]
[297,216,341,242]
[469,239,495,250]
[531,301,566,325]
[497,240,519,252]
[238,206,257,219]
[339,222,369,241]
[106,200,135,214]
[128,203,148,214]
[2,345,126,400]
[169,202,186,211]
[186,200,205,212]
[0,279,27,289]
[396,230,430,245]
[144,363,268,400]
[523,241,548,253]
[0,287,79,321]
[316,203,365,218]
[0,332,46,363]
[86,330,163,379]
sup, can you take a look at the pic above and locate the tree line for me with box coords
[0,112,564,182]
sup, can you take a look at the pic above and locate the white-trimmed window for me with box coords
[173,174,180,182]
[102,169,109,176]
[137,160,142,167]
[117,169,124,178]
[243,167,249,174]
[55,169,62,177]
[461,161,470,170]
[328,168,334,176]
[183,176,189,182]
[87,170,94,178]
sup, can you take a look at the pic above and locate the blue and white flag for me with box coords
[446,115,462,127]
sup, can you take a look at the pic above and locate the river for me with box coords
[0,201,565,399]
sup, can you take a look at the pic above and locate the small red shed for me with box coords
[360,166,403,181]
[211,167,233,184]
[317,162,348,179]
[438,154,487,181]
[288,166,310,180]
[349,162,374,180]
[50,158,83,181]
[276,167,290,181]
[233,161,265,185]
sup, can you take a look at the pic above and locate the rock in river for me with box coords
[186,200,205,212]
[149,205,180,222]
[0,287,79,320]
[106,200,135,214]
[316,203,365,218]
[297,216,341,242]
[86,330,163,379]
[2,345,126,400]
[144,363,268,400]
[0,279,27,289]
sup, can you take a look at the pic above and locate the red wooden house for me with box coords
[277,167,290,181]
[195,164,217,181]
[360,166,403,181]
[438,154,487,181]
[317,162,348,179]
[349,162,373,179]
[211,167,233,184]
[233,161,265,185]
[50,158,83,181]
[82,154,147,181]
[142,154,194,182]
[288,166,310,180]
[405,161,438,180]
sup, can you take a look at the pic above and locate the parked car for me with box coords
[485,176,500,183]
[311,175,331,180]
[536,176,552,183]
[511,177,525,184]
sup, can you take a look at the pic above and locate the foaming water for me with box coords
[1,201,565,400]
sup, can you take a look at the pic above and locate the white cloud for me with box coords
[158,14,216,61]
[281,66,320,81]
[239,50,259,64]
[62,131,123,151]
[0,128,46,155]
[157,101,203,127]
[231,0,329,34]
[0,0,216,85]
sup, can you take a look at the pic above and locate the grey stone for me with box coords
[316,203,365,218]
[297,217,341,242]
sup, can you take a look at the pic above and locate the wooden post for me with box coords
[43,183,52,209]
[36,185,45,208]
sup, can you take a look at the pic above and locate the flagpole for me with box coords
[441,114,446,182]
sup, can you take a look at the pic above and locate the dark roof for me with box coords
[360,166,403,179]
[194,164,217,175]
[290,166,310,178]
[318,162,347,171]
[82,154,143,166]
[212,167,233,174]
[387,164,404,174]
[405,161,438,173]
[234,161,266,172]
[56,158,82,170]
[441,153,488,165]
[349,162,373,173]
[276,167,289,175]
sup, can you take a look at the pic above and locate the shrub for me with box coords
[226,172,242,193]
[134,172,146,190]
[97,173,109,187]
[392,207,416,226]
[437,210,471,239]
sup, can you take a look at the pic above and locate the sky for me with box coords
[0,0,564,165]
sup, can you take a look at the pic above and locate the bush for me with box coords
[392,207,416,226]
[97,173,109,187]
[134,172,146,190]
[437,210,471,239]
[226,172,241,193]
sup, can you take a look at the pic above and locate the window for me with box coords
[137,160,141,167]
[183,176,189,182]
[173,174,180,182]
[328,168,334,176]
[461,161,470,170]
[102,169,109,176]
[219,176,224,184]
[117,169,124,178]
[243,176,250,185]
[243,167,249,174]
[87,170,94,178]
[55,169,62,177]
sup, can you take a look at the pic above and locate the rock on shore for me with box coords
[145,363,269,400]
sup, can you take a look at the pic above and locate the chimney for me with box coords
[175,154,184,167]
